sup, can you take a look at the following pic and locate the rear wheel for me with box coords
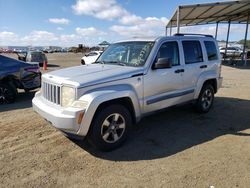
[87,104,132,151]
[0,83,17,104]
[196,84,214,113]
[81,59,85,65]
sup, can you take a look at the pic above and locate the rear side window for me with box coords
[156,41,180,66]
[182,41,203,64]
[204,41,218,61]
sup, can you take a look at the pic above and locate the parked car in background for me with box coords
[33,34,222,151]
[0,55,41,104]
[81,51,103,65]
[219,46,243,58]
[17,51,48,67]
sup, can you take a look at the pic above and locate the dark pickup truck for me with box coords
[0,55,41,104]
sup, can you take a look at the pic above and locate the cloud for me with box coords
[0,31,19,45]
[48,18,70,25]
[21,31,58,45]
[0,27,108,46]
[110,17,169,37]
[119,14,142,25]
[179,25,246,39]
[72,0,127,20]
[72,0,168,37]
[75,27,106,36]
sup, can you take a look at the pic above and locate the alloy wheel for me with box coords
[101,113,126,143]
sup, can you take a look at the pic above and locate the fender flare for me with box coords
[194,71,218,99]
[77,84,141,136]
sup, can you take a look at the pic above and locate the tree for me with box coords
[238,39,250,48]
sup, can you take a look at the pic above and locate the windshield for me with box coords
[96,41,154,67]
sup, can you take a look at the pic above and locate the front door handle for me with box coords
[175,69,185,73]
[200,65,207,69]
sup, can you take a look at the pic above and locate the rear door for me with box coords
[180,40,206,94]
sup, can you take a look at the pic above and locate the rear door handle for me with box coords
[200,65,207,69]
[175,69,185,73]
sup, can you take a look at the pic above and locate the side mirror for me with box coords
[153,58,172,69]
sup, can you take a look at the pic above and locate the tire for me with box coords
[196,84,214,113]
[81,59,85,65]
[0,83,17,104]
[87,104,132,151]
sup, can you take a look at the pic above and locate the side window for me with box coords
[204,41,218,61]
[182,41,203,64]
[156,41,180,66]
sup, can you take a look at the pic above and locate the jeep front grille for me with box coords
[42,82,61,105]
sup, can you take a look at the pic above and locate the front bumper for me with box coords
[32,92,85,135]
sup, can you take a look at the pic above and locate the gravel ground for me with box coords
[0,53,250,188]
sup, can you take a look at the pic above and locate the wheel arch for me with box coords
[194,74,218,99]
[94,97,136,124]
[77,87,141,136]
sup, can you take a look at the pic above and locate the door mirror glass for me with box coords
[153,58,172,69]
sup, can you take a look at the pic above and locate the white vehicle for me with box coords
[81,51,103,65]
[219,46,243,58]
[33,33,223,151]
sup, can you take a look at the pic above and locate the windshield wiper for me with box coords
[94,61,105,65]
[105,61,127,66]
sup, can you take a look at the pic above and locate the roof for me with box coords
[166,0,250,28]
[98,41,110,46]
[117,36,159,43]
[116,34,216,43]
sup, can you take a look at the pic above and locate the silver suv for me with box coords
[219,46,243,58]
[33,34,223,151]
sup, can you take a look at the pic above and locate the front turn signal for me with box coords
[77,111,85,125]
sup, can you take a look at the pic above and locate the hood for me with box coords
[42,64,143,87]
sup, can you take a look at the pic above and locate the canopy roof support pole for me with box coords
[242,13,249,66]
[215,22,219,40]
[225,20,231,61]
[177,7,180,34]
[166,27,168,36]
[170,21,172,36]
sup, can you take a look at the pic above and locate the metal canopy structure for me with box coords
[167,0,250,29]
[166,0,250,65]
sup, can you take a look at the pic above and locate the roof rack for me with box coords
[174,33,213,38]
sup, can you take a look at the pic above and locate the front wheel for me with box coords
[0,83,17,104]
[196,84,214,113]
[81,59,85,65]
[87,104,132,151]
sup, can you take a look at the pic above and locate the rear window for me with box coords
[28,52,46,62]
[204,41,218,61]
[182,41,203,64]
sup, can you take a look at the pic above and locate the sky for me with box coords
[0,0,249,47]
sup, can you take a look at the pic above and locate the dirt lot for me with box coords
[0,53,250,188]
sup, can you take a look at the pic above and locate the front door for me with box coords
[143,41,185,113]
